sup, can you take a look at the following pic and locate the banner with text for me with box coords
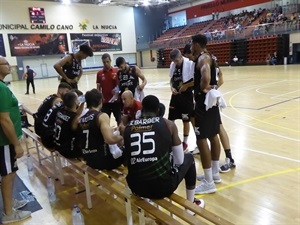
[70,33,122,52]
[8,33,68,56]
[0,34,6,56]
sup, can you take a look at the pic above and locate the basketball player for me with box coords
[168,49,194,152]
[96,53,121,124]
[119,90,142,135]
[54,45,93,89]
[184,44,236,170]
[0,57,31,223]
[33,83,72,136]
[78,89,123,170]
[214,61,236,173]
[123,95,204,208]
[24,65,36,95]
[115,57,147,99]
[41,89,83,149]
[191,34,221,194]
[54,92,84,158]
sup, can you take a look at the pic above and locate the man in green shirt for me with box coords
[0,57,31,224]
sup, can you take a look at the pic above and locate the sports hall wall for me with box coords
[0,0,136,81]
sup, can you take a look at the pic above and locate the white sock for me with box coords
[204,168,213,183]
[183,136,188,143]
[186,189,195,202]
[211,160,220,175]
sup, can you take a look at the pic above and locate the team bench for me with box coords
[22,128,234,225]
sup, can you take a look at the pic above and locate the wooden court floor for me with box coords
[7,64,300,225]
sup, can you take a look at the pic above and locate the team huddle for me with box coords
[33,34,235,210]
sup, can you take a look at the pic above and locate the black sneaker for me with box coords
[219,158,236,173]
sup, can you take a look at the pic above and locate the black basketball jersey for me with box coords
[35,94,58,120]
[124,116,173,195]
[62,54,81,80]
[193,52,217,103]
[54,108,77,153]
[171,63,183,91]
[43,101,64,128]
[78,110,108,167]
[117,66,139,95]
[171,62,193,93]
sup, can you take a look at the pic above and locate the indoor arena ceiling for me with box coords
[34,0,198,7]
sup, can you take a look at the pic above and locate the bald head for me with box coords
[121,90,134,108]
[0,57,11,79]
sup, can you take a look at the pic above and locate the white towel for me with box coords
[169,56,194,83]
[134,87,145,102]
[204,89,227,111]
[109,144,123,159]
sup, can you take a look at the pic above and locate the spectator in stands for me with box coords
[270,52,278,65]
[205,31,212,41]
[216,11,219,20]
[266,53,272,65]
[123,95,205,208]
[212,11,215,20]
[78,89,123,170]
[253,23,260,37]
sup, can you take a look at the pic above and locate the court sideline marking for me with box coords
[195,167,300,195]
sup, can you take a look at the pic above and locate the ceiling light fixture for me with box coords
[62,0,71,4]
[143,0,149,6]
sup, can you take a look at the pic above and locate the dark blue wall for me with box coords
[134,6,168,44]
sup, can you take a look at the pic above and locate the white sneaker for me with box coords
[190,147,200,155]
[195,180,217,194]
[196,173,222,183]
[186,198,205,215]
[13,199,28,210]
[2,209,31,224]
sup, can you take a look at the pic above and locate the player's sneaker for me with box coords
[2,209,31,224]
[219,158,236,173]
[193,198,205,208]
[196,173,221,183]
[195,180,217,194]
[190,147,200,155]
[182,142,188,153]
[186,198,205,215]
[13,199,28,210]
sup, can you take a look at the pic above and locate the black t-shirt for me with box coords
[124,117,173,198]
[117,66,139,95]
[26,68,35,80]
[54,108,80,158]
[78,110,108,167]
[62,54,81,80]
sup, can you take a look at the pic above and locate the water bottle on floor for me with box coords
[27,154,34,177]
[72,205,78,224]
[46,176,56,202]
[72,206,85,225]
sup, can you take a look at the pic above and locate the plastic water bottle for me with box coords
[27,154,34,176]
[46,176,56,202]
[72,207,85,225]
[72,205,78,224]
